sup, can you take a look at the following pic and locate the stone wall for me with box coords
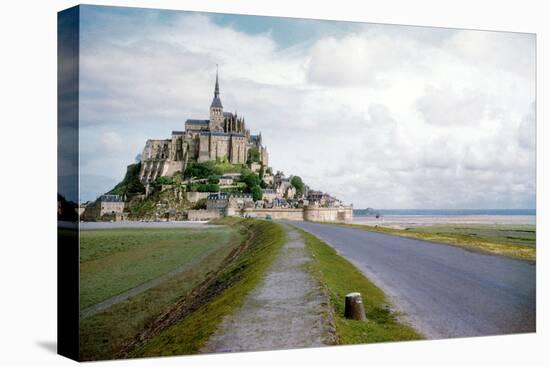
[337,206,353,221]
[241,208,304,221]
[231,136,247,164]
[140,138,188,183]
[210,135,230,161]
[185,191,211,203]
[198,134,210,162]
[304,206,353,222]
[161,159,186,178]
[100,201,125,216]
[261,146,269,166]
[187,209,222,221]
[240,206,353,222]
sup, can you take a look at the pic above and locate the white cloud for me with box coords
[518,103,536,150]
[78,10,536,208]
[416,86,489,125]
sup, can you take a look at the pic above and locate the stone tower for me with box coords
[209,68,224,132]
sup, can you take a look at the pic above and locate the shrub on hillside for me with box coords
[251,185,263,201]
[192,198,207,209]
[108,162,145,196]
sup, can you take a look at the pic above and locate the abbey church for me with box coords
[139,71,269,183]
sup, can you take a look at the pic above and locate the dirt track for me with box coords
[201,225,335,353]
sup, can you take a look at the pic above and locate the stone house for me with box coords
[218,176,234,186]
[82,194,125,221]
[207,192,254,215]
[262,189,277,203]
[206,192,230,212]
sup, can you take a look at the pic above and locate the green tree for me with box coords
[107,162,145,196]
[185,160,245,178]
[188,182,219,192]
[207,175,220,184]
[150,176,173,193]
[192,183,219,192]
[183,161,216,179]
[156,176,173,185]
[192,198,207,209]
[172,173,183,186]
[251,185,263,201]
[291,176,305,198]
[187,182,199,192]
[242,171,260,189]
[247,147,261,164]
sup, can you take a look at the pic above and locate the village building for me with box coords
[207,192,254,215]
[249,162,262,173]
[206,192,230,212]
[82,194,125,221]
[218,175,234,186]
[261,189,277,203]
[262,173,274,186]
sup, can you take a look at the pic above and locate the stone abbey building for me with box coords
[139,71,269,183]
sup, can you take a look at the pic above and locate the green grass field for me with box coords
[340,223,536,262]
[301,229,422,344]
[80,228,235,310]
[79,226,244,361]
[408,224,536,246]
[131,218,285,357]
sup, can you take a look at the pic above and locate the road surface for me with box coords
[288,221,536,339]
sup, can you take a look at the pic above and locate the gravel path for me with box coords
[201,224,335,353]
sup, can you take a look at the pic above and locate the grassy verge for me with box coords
[300,229,422,344]
[80,228,234,309]
[79,228,244,361]
[339,223,535,262]
[129,218,285,357]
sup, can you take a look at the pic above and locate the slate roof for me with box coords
[250,134,262,144]
[207,192,252,200]
[210,96,223,108]
[208,192,228,200]
[211,70,223,108]
[185,119,209,125]
[100,194,124,203]
[199,131,245,137]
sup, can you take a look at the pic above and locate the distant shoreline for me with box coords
[352,214,535,228]
[354,209,535,216]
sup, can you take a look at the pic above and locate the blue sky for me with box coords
[77,5,536,209]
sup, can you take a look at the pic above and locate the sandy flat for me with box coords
[351,215,535,229]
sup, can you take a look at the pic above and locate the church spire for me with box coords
[214,64,220,98]
[210,65,223,109]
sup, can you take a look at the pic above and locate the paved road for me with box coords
[288,221,536,339]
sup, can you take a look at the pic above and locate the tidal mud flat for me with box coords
[352,215,535,229]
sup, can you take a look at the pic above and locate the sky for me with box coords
[77,5,536,209]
